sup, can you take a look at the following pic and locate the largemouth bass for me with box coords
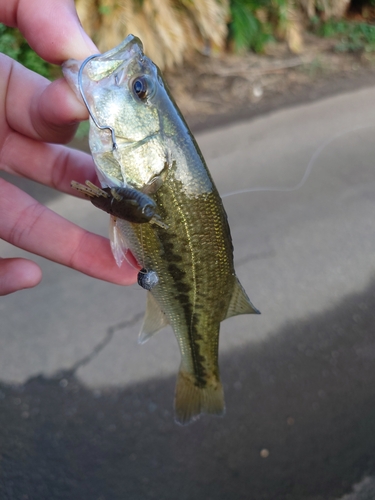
[63,35,259,425]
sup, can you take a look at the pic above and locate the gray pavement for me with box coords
[2,87,375,499]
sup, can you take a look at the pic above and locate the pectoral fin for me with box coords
[138,292,169,344]
[225,277,260,319]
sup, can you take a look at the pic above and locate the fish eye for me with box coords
[132,76,148,100]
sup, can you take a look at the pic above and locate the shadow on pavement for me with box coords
[2,277,375,500]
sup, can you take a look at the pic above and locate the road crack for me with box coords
[62,311,144,377]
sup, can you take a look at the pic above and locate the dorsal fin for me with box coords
[138,292,169,344]
[225,277,260,319]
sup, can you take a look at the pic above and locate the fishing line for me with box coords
[221,124,375,199]
[78,53,118,151]
[78,56,149,276]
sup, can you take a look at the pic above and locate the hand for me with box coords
[0,0,138,295]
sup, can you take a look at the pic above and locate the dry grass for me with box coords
[76,0,230,69]
[299,0,350,18]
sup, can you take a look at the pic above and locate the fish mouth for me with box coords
[102,34,144,59]
[84,34,149,83]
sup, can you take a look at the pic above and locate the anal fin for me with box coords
[138,292,169,344]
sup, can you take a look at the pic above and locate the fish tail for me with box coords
[174,369,225,425]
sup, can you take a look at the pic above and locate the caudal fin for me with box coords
[174,369,225,425]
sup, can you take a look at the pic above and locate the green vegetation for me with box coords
[229,0,274,53]
[75,120,90,139]
[4,1,375,76]
[229,0,296,54]
[315,18,375,53]
[0,24,52,78]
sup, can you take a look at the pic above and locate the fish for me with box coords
[63,34,259,425]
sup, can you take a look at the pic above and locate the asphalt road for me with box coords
[2,86,375,499]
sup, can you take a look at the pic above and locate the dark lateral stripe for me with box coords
[156,226,208,388]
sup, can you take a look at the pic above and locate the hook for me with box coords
[78,53,118,151]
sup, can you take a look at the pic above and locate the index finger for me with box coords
[0,177,139,285]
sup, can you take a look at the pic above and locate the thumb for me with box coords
[11,0,98,63]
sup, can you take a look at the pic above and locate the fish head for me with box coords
[63,35,170,189]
